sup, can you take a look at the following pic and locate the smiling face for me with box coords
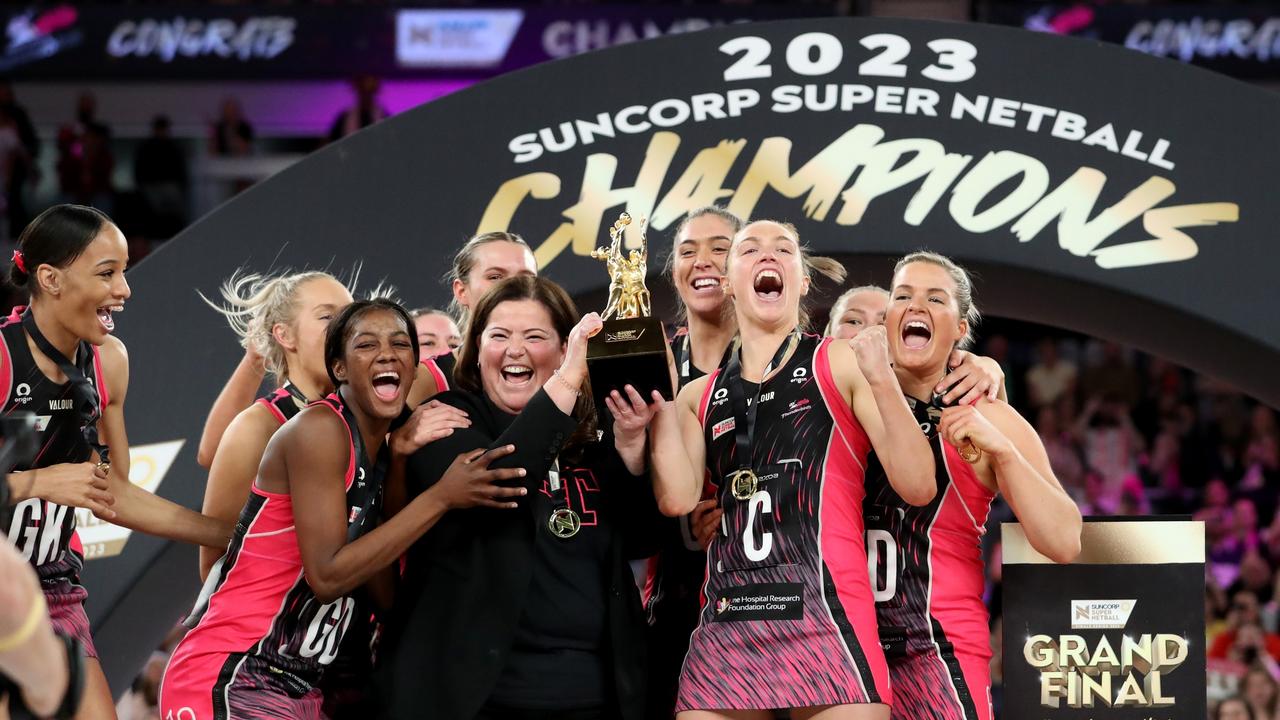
[415,312,461,356]
[39,223,131,346]
[830,289,889,339]
[331,308,416,420]
[477,299,565,415]
[672,213,734,320]
[886,261,967,375]
[454,240,537,313]
[727,221,809,332]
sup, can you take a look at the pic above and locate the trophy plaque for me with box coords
[586,213,674,417]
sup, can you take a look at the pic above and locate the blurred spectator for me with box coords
[980,334,1018,407]
[1081,341,1140,408]
[328,74,388,142]
[1243,667,1279,720]
[1213,501,1266,584]
[1025,338,1077,408]
[209,97,254,158]
[1218,696,1258,720]
[57,91,114,212]
[1210,590,1280,663]
[1233,551,1277,605]
[0,103,28,244]
[133,115,189,240]
[1074,394,1144,505]
[0,78,38,237]
[1241,414,1280,514]
[1036,405,1085,498]
[73,90,109,138]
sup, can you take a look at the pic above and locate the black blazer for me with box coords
[376,388,659,720]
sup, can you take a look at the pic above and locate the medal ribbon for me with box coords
[724,329,799,474]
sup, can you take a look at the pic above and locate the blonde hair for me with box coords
[445,231,533,322]
[892,250,981,349]
[728,219,846,331]
[825,285,889,336]
[201,270,349,383]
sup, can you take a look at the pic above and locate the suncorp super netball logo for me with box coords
[481,27,1238,272]
[1071,598,1137,629]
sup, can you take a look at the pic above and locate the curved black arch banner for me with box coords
[86,17,1278,690]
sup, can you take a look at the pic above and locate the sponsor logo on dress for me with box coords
[711,582,804,622]
[711,417,735,440]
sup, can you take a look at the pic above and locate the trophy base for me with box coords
[586,316,672,419]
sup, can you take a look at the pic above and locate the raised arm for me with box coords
[837,329,937,506]
[286,409,525,603]
[648,379,707,517]
[939,400,1082,563]
[196,347,266,468]
[96,336,233,549]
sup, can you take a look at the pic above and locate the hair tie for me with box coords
[11,249,25,274]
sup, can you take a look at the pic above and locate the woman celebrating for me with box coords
[197,271,353,580]
[161,299,524,720]
[2,204,231,719]
[195,231,536,465]
[197,272,461,581]
[379,276,661,720]
[649,220,936,719]
[868,251,1081,720]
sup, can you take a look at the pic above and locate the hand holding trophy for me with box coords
[585,212,674,417]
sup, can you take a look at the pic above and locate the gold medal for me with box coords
[547,508,581,539]
[95,461,110,475]
[957,441,982,464]
[730,469,759,501]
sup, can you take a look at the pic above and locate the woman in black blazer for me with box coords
[377,276,664,720]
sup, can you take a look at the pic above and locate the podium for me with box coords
[1002,517,1205,718]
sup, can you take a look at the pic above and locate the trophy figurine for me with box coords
[585,212,673,417]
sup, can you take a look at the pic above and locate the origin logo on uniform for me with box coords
[1070,599,1136,629]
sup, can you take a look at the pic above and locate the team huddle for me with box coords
[2,204,1082,720]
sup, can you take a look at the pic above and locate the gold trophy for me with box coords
[585,212,674,416]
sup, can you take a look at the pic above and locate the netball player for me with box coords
[3,204,232,719]
[650,220,937,719]
[646,206,742,718]
[866,252,1081,720]
[195,232,535,464]
[826,286,889,340]
[409,308,461,356]
[160,300,526,720]
[196,273,464,581]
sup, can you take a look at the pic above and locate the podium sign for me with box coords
[1003,518,1205,718]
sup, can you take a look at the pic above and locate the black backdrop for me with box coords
[85,17,1279,691]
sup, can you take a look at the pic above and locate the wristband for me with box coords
[0,593,46,653]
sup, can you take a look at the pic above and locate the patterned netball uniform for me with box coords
[642,330,728,717]
[864,395,996,720]
[254,383,307,426]
[677,334,889,711]
[421,352,453,392]
[161,394,383,720]
[0,308,108,656]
